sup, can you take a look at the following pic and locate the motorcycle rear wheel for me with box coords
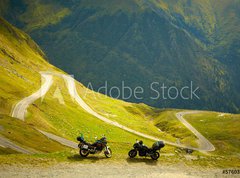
[80,149,89,157]
[150,152,160,160]
[128,149,137,158]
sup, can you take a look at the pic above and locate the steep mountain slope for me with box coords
[151,0,240,107]
[1,0,239,112]
[0,17,60,115]
[0,17,68,153]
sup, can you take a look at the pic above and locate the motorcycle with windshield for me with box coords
[77,134,112,158]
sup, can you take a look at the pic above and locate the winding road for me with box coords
[12,73,53,120]
[37,129,78,149]
[176,112,215,151]
[0,136,35,154]
[10,72,215,153]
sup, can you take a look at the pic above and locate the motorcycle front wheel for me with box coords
[80,148,89,157]
[128,149,137,158]
[150,152,160,160]
[104,148,112,158]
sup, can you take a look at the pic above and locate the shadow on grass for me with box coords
[126,157,158,165]
[68,154,108,163]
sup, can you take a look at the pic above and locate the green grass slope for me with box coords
[0,17,61,115]
[0,114,67,153]
[0,17,69,153]
[185,112,240,155]
[24,74,192,153]
[184,112,240,167]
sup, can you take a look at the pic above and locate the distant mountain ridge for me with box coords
[1,0,239,113]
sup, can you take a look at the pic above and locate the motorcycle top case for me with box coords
[152,141,165,150]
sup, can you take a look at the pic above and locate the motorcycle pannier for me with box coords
[152,141,165,150]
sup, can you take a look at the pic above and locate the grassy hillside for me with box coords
[0,17,68,154]
[24,72,196,152]
[185,112,240,155]
[153,110,198,147]
[0,17,61,115]
[0,114,67,153]
[184,112,240,167]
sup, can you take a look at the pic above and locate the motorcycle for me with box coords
[77,135,112,158]
[128,140,165,160]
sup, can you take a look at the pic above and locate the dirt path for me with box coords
[11,72,215,152]
[0,136,35,154]
[37,130,78,149]
[0,162,221,178]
